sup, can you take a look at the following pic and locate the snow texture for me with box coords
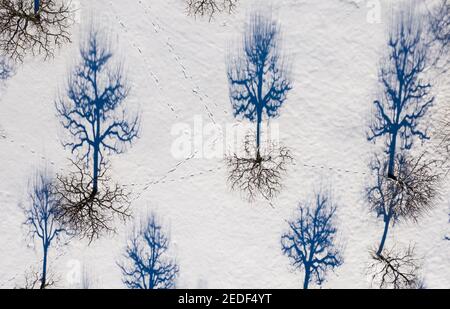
[0,0,449,289]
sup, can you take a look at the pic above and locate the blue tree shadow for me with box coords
[281,191,343,289]
[56,27,140,196]
[226,11,293,202]
[22,169,66,289]
[227,11,292,160]
[54,26,137,242]
[118,213,179,289]
[367,5,434,180]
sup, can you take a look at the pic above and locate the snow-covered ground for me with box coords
[0,0,449,289]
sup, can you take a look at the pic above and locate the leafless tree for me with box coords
[395,153,442,221]
[226,12,292,202]
[0,0,73,62]
[186,0,238,20]
[369,245,423,289]
[366,151,440,289]
[367,152,441,255]
[226,134,292,202]
[54,159,131,243]
[55,27,139,199]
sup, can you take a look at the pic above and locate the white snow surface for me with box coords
[0,0,449,289]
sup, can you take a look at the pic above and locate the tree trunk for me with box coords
[377,213,391,256]
[40,246,48,289]
[256,64,263,162]
[256,116,262,161]
[303,269,310,289]
[387,131,398,179]
[92,101,101,196]
[92,145,99,196]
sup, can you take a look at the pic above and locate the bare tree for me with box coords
[369,245,423,289]
[54,27,138,242]
[367,152,441,256]
[54,160,131,243]
[226,12,293,202]
[396,153,442,221]
[186,0,238,20]
[56,27,140,199]
[366,150,440,289]
[0,0,73,62]
[226,134,292,202]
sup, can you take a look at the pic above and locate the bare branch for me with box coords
[54,159,131,243]
[368,152,442,225]
[16,266,57,289]
[186,0,238,20]
[226,133,292,202]
[0,0,73,62]
[369,245,424,289]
